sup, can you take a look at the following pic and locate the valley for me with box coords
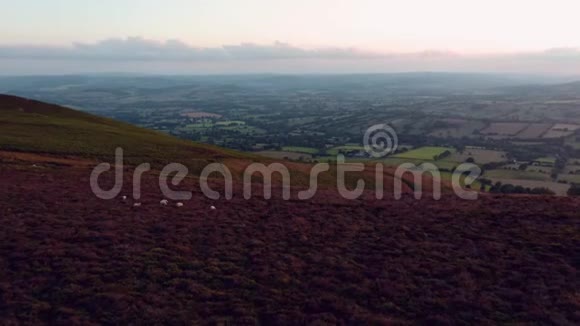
[1,79,580,324]
[3,74,580,195]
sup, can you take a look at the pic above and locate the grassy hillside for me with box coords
[0,94,450,192]
[0,94,253,172]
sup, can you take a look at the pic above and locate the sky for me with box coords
[1,0,580,75]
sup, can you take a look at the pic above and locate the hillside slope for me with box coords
[0,95,578,323]
[0,165,579,324]
[0,94,252,172]
[0,94,443,192]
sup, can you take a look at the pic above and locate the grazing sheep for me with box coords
[160,199,168,206]
[133,202,141,207]
[121,195,127,201]
[210,205,216,210]
[176,202,184,207]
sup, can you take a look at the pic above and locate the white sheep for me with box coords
[210,205,216,210]
[176,202,184,207]
[133,202,141,207]
[121,195,127,201]
[160,199,168,206]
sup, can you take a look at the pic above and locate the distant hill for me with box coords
[0,94,252,172]
[500,80,580,99]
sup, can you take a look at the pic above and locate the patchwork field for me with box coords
[543,124,580,139]
[281,146,319,154]
[429,119,486,138]
[485,169,551,181]
[526,165,553,174]
[257,151,312,161]
[432,119,578,140]
[564,136,580,150]
[557,174,580,184]
[215,120,246,126]
[380,157,458,171]
[326,145,366,156]
[515,123,552,139]
[394,146,454,161]
[180,120,266,135]
[484,178,570,196]
[181,111,222,118]
[480,122,528,136]
[448,148,507,164]
[563,163,580,174]
[533,157,556,166]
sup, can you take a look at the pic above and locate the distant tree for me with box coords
[567,185,580,196]
[433,150,452,161]
[531,187,555,195]
[478,178,493,187]
[500,184,516,194]
[489,181,503,193]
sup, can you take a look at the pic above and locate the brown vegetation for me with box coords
[0,163,579,324]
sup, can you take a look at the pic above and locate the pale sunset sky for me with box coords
[1,0,579,74]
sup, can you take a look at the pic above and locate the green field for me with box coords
[326,145,366,156]
[314,156,372,163]
[439,171,484,191]
[281,146,319,154]
[185,121,214,129]
[257,151,312,161]
[219,125,265,134]
[484,169,551,181]
[394,146,455,160]
[287,117,317,126]
[534,157,557,165]
[557,174,580,184]
[380,157,458,171]
[0,95,253,173]
[215,120,246,126]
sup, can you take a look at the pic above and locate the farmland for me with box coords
[543,123,580,138]
[394,147,455,160]
[257,150,312,161]
[181,111,223,119]
[326,145,367,156]
[281,146,319,154]
[4,74,580,192]
[481,122,528,136]
[381,157,458,171]
[485,169,552,181]
[448,148,507,164]
[3,74,580,324]
[484,178,571,196]
[557,173,580,184]
[515,123,552,139]
[429,119,486,138]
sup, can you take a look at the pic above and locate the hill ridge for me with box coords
[0,94,254,173]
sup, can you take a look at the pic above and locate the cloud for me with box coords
[0,37,376,61]
[0,37,579,75]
